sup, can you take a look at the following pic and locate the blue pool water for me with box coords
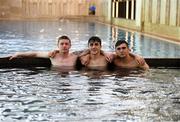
[0,20,179,58]
[0,20,180,121]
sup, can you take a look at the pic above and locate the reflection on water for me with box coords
[0,20,180,57]
[111,26,180,58]
[0,68,180,121]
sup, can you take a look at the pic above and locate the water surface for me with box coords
[0,20,179,57]
[0,68,180,121]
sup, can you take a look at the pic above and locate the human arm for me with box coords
[48,50,59,58]
[140,61,149,70]
[138,57,149,70]
[102,52,115,62]
[73,49,90,57]
[79,54,90,66]
[48,49,90,58]
[78,50,115,65]
[9,51,49,60]
[133,54,149,70]
[72,49,90,66]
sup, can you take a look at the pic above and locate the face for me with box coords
[115,43,130,58]
[88,41,101,55]
[58,39,71,53]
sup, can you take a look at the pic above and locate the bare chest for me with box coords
[50,55,77,67]
[114,59,139,68]
[88,57,107,67]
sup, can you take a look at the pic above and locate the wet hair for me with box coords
[57,35,71,44]
[115,40,129,48]
[88,36,102,46]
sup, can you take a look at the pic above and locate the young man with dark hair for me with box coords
[112,40,149,70]
[80,36,109,69]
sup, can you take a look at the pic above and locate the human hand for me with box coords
[135,55,145,66]
[48,50,59,58]
[104,53,114,62]
[9,53,20,60]
[80,54,90,66]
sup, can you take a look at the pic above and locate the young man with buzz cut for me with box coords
[112,40,149,70]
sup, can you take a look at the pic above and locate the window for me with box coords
[112,0,136,20]
[118,1,126,18]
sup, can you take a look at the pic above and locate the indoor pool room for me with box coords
[0,20,179,122]
[0,0,180,121]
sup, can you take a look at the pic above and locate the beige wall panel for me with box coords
[36,2,39,16]
[95,1,100,16]
[100,0,111,22]
[63,3,68,16]
[47,2,51,15]
[41,1,46,15]
[85,3,89,15]
[156,0,160,23]
[74,2,78,15]
[178,0,180,26]
[33,2,38,16]
[11,0,22,7]
[66,0,70,15]
[22,0,25,16]
[144,0,149,22]
[135,0,142,27]
[46,1,49,16]
[152,0,157,24]
[112,18,138,30]
[78,4,83,15]
[112,2,115,18]
[165,0,170,25]
[160,0,166,24]
[144,22,180,40]
[29,1,32,16]
[0,0,8,5]
[72,1,77,15]
[59,2,63,17]
[55,1,59,16]
[52,1,56,16]
[169,0,177,26]
[38,0,41,15]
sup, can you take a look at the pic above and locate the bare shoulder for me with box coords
[134,55,149,70]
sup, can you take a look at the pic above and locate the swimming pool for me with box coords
[0,20,180,121]
[0,20,179,57]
